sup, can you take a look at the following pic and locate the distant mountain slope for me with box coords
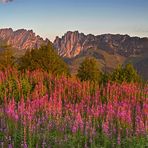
[54,31,148,79]
[0,28,50,52]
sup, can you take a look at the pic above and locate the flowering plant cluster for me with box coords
[0,68,147,147]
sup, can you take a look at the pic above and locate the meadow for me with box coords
[0,68,147,147]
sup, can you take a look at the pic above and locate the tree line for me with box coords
[0,43,142,83]
[77,57,141,83]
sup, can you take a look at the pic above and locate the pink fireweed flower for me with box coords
[72,112,84,133]
[102,121,110,136]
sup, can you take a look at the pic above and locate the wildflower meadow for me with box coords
[0,68,147,147]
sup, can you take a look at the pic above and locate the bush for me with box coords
[111,63,141,83]
[77,57,100,82]
[0,46,15,70]
[18,43,70,76]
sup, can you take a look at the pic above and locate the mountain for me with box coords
[54,31,148,79]
[0,28,147,79]
[54,31,148,58]
[0,28,50,53]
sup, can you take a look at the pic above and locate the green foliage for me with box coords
[100,72,110,84]
[111,63,141,83]
[124,63,141,82]
[0,46,15,70]
[19,43,69,76]
[21,77,32,99]
[77,57,100,82]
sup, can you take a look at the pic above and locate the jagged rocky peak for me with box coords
[54,31,148,58]
[54,31,87,57]
[0,28,50,50]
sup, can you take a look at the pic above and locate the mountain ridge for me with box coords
[54,31,148,58]
[0,28,50,51]
[0,28,147,79]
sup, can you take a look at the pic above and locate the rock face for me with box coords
[54,31,148,80]
[0,28,50,50]
[54,31,86,57]
[54,31,148,58]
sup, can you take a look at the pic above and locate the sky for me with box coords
[0,0,148,41]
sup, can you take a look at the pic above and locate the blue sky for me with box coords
[0,0,148,41]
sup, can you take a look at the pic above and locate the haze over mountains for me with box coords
[0,28,148,79]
